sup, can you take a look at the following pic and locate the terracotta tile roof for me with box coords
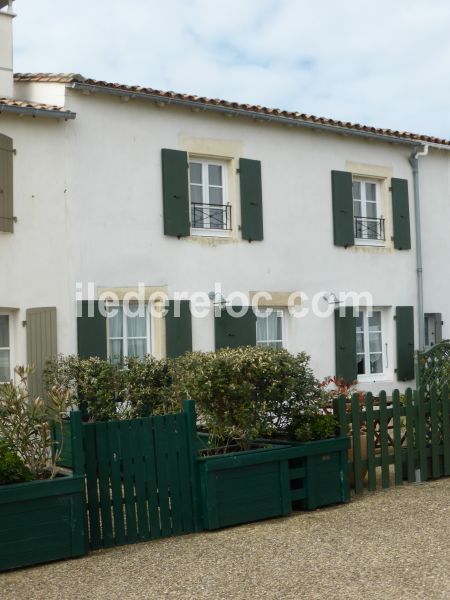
[13,73,450,146]
[0,95,76,118]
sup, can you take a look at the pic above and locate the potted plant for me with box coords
[0,367,87,571]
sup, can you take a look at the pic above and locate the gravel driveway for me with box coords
[2,478,449,600]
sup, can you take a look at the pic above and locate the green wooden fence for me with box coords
[333,385,450,494]
[82,400,202,550]
[416,340,450,397]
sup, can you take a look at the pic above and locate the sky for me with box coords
[11,0,450,139]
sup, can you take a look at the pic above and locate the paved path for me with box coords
[2,478,449,600]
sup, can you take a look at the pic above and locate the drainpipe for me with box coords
[409,144,429,351]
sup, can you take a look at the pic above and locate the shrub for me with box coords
[0,442,33,485]
[124,356,175,416]
[0,366,71,480]
[170,346,322,447]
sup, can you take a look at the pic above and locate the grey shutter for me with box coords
[0,133,14,233]
[391,178,411,250]
[161,149,190,237]
[331,171,354,247]
[165,299,192,358]
[396,306,415,381]
[239,158,263,241]
[334,307,357,383]
[215,307,256,349]
[26,307,57,400]
[77,300,107,359]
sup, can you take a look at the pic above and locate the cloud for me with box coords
[12,0,450,138]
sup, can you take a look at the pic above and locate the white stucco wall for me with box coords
[1,84,448,394]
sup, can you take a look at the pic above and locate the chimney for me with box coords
[0,0,15,98]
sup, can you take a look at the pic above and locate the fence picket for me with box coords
[153,415,172,536]
[119,420,138,543]
[84,423,101,550]
[107,420,126,545]
[166,414,183,536]
[95,421,114,547]
[442,385,450,476]
[351,394,363,493]
[392,390,403,485]
[365,393,376,492]
[379,392,390,489]
[416,389,428,481]
[174,412,194,532]
[141,417,161,539]
[430,386,441,478]
[131,419,150,541]
[405,389,415,483]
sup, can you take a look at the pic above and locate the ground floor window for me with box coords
[256,309,284,348]
[107,305,151,363]
[356,309,384,376]
[0,315,11,382]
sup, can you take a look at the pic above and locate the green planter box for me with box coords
[197,436,350,530]
[0,474,87,571]
[198,445,292,530]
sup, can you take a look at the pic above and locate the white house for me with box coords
[0,0,449,397]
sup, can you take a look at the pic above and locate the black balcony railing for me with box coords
[354,216,385,241]
[191,203,232,230]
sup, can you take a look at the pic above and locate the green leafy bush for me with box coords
[0,366,71,480]
[170,346,323,447]
[0,442,33,485]
[124,356,175,416]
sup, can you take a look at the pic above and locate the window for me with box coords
[107,305,151,363]
[0,315,11,382]
[425,313,442,348]
[356,310,384,376]
[256,309,284,348]
[352,178,384,243]
[189,159,231,234]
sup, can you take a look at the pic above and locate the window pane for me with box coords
[356,332,365,354]
[368,312,381,330]
[357,354,365,375]
[353,200,362,217]
[208,164,222,186]
[108,307,123,338]
[276,313,283,340]
[267,313,278,341]
[256,316,266,343]
[127,312,146,338]
[0,348,10,381]
[370,354,383,374]
[365,182,376,202]
[208,207,225,229]
[128,339,147,359]
[366,202,377,219]
[0,315,9,348]
[369,333,382,353]
[356,313,364,332]
[109,339,123,364]
[189,162,202,184]
[190,184,203,204]
[352,181,361,199]
[208,187,223,206]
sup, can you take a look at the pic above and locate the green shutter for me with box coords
[334,307,357,383]
[161,149,190,237]
[165,299,192,358]
[391,178,411,250]
[396,306,415,381]
[0,133,14,233]
[26,307,57,400]
[239,158,263,241]
[215,307,256,349]
[331,171,354,247]
[77,300,107,359]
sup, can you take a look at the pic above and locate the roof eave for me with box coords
[0,104,76,119]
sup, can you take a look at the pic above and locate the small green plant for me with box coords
[0,442,33,485]
[0,366,71,480]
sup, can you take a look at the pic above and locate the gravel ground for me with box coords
[2,478,449,600]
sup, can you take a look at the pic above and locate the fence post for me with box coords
[332,395,347,437]
[70,409,85,477]
[183,400,203,532]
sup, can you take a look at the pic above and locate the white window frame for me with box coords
[189,157,231,238]
[256,309,285,348]
[0,313,12,383]
[356,308,391,383]
[352,177,385,247]
[106,304,152,363]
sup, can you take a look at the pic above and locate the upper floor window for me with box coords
[356,310,384,377]
[352,178,385,244]
[189,159,231,236]
[0,315,11,382]
[107,305,151,364]
[256,309,284,348]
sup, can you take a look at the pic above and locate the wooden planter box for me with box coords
[0,474,87,571]
[197,436,350,530]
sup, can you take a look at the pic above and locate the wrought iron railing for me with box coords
[191,203,232,230]
[354,216,385,241]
